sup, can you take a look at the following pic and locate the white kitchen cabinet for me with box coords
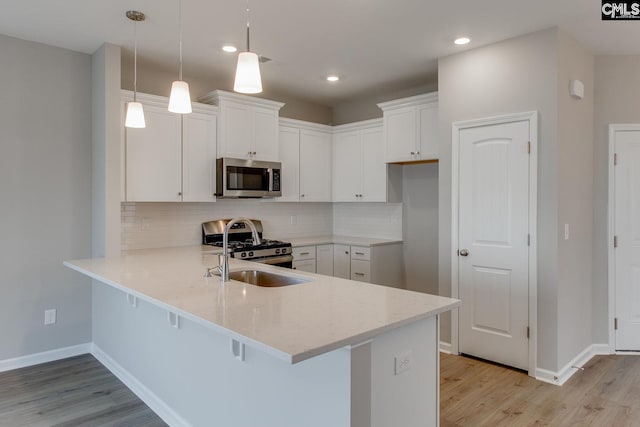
[333,119,392,202]
[276,119,332,202]
[333,130,362,202]
[378,92,439,163]
[199,90,283,161]
[293,259,316,273]
[122,91,217,202]
[300,129,332,201]
[182,111,218,202]
[293,246,317,273]
[333,244,351,279]
[316,244,334,276]
[277,126,301,201]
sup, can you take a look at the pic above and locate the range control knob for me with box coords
[248,251,254,257]
[275,249,281,254]
[241,252,247,258]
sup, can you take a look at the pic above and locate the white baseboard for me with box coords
[0,343,92,373]
[439,341,454,354]
[535,343,612,386]
[91,344,191,427]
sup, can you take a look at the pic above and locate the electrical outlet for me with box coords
[564,223,570,240]
[44,309,57,325]
[395,350,413,375]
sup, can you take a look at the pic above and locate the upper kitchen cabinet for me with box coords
[333,119,400,202]
[277,119,332,202]
[199,90,284,162]
[378,92,439,163]
[122,91,217,202]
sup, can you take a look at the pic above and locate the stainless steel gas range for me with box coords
[202,219,293,268]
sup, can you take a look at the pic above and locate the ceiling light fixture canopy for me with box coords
[168,0,192,114]
[234,0,262,94]
[125,10,146,128]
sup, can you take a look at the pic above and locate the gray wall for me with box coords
[556,32,595,367]
[121,55,333,125]
[438,29,560,370]
[92,43,122,257]
[402,164,439,295]
[0,35,92,359]
[592,55,640,343]
[332,82,438,125]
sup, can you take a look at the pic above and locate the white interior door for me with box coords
[614,130,640,351]
[458,120,530,370]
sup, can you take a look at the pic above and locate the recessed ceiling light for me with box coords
[454,37,471,45]
[327,75,339,82]
[222,45,237,53]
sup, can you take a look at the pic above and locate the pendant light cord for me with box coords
[133,19,138,102]
[246,0,250,52]
[179,0,183,80]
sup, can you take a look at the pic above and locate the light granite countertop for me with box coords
[289,235,403,247]
[65,246,458,364]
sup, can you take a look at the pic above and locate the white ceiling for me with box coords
[0,0,635,106]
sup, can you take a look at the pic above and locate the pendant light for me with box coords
[168,0,192,113]
[125,10,146,128]
[233,0,262,94]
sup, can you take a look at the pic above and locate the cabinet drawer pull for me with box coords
[345,251,349,254]
[410,151,415,155]
[355,252,365,256]
[299,252,310,256]
[354,272,365,276]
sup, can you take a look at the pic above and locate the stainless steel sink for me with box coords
[228,270,311,287]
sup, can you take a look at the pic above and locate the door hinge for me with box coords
[526,326,530,339]
[614,318,618,330]
[528,141,531,154]
[614,235,618,248]
[614,153,618,166]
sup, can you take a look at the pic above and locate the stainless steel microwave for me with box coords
[215,158,282,198]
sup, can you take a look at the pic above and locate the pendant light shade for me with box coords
[234,51,262,94]
[234,1,263,94]
[169,80,192,113]
[125,101,146,128]
[125,10,146,129]
[168,0,192,113]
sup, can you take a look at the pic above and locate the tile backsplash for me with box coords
[121,201,402,250]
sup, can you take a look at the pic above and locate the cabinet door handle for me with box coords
[300,252,310,256]
[345,251,349,254]
[178,192,183,196]
[410,151,415,155]
[416,151,420,156]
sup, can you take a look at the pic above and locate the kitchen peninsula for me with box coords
[65,246,459,427]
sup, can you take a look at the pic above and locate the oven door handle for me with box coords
[250,255,294,265]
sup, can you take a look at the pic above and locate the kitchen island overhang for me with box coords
[65,246,459,427]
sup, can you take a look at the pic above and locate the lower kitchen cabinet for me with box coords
[316,244,334,276]
[294,242,403,288]
[333,244,351,279]
[292,246,317,272]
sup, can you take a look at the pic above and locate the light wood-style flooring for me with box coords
[0,354,166,427]
[441,353,640,426]
[2,352,639,426]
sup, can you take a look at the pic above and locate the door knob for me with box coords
[459,248,469,256]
